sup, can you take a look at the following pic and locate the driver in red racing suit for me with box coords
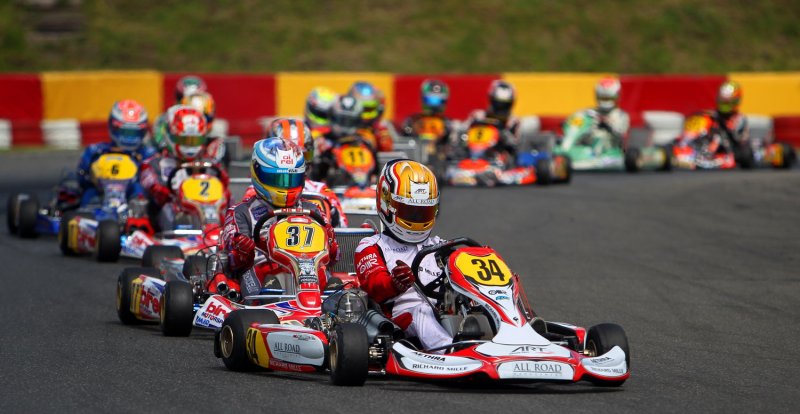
[353,159,451,350]
[216,138,339,299]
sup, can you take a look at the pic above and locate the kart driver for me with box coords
[354,159,452,350]
[466,80,520,160]
[216,138,339,299]
[401,78,453,144]
[708,80,749,153]
[583,76,630,154]
[139,105,230,231]
[58,100,155,210]
[242,118,349,228]
[347,81,394,152]
[148,75,209,152]
[305,86,338,139]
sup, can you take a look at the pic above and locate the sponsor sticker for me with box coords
[497,361,574,380]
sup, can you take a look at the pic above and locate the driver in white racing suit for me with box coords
[583,76,630,153]
[353,159,452,350]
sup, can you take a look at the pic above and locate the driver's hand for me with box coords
[391,260,415,293]
[230,233,255,271]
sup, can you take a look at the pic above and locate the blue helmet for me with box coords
[251,138,306,208]
[108,100,148,151]
[348,81,384,124]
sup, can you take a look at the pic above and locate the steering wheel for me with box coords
[410,237,482,300]
[252,208,328,248]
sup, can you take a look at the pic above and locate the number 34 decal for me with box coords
[454,252,513,286]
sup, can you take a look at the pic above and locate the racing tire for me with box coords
[535,158,552,186]
[736,145,755,169]
[142,245,184,268]
[217,309,279,371]
[160,281,195,337]
[16,197,39,238]
[624,148,642,173]
[58,211,78,256]
[6,193,22,235]
[585,323,630,387]
[116,267,161,325]
[659,145,673,172]
[328,323,369,386]
[95,219,121,262]
[777,143,796,169]
[182,255,208,278]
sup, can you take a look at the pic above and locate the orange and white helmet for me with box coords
[595,76,622,113]
[377,159,439,244]
[269,117,314,163]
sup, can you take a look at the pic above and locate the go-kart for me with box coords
[325,135,378,213]
[446,121,570,186]
[120,161,229,259]
[217,237,630,387]
[673,112,795,170]
[402,115,451,180]
[116,207,373,338]
[557,109,671,173]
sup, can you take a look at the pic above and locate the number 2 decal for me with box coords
[199,180,210,197]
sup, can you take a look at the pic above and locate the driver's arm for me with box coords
[354,241,404,303]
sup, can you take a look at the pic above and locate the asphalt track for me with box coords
[1,150,799,413]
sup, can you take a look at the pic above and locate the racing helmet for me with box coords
[378,159,439,244]
[108,99,149,151]
[717,80,742,115]
[348,81,385,124]
[166,105,209,161]
[595,76,622,113]
[331,95,363,138]
[305,87,338,129]
[421,79,449,115]
[180,91,216,124]
[175,75,208,103]
[269,117,314,163]
[487,80,515,121]
[251,138,306,208]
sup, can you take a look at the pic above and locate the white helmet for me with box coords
[595,76,621,113]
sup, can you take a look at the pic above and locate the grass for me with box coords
[1,0,799,73]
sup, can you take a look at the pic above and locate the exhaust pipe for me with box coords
[226,289,240,302]
[216,281,229,295]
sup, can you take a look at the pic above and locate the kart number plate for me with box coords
[272,220,326,253]
[91,154,138,181]
[181,176,223,203]
[454,252,512,287]
[337,145,375,170]
[466,125,500,148]
[415,117,446,140]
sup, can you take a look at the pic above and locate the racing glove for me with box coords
[229,233,255,271]
[149,183,173,207]
[390,260,415,293]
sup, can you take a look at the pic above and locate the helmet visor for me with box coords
[114,126,147,147]
[307,105,331,126]
[175,135,206,147]
[390,195,438,228]
[252,161,305,189]
[423,95,445,108]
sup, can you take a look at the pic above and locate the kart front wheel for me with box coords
[585,323,630,387]
[659,145,673,172]
[217,309,279,371]
[95,219,121,262]
[116,267,161,325]
[6,193,22,235]
[329,323,369,386]
[625,148,641,173]
[535,158,552,186]
[142,245,184,269]
[160,281,194,337]
[16,196,39,238]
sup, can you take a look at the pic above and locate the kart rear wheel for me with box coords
[736,145,755,169]
[217,309,279,371]
[6,193,22,235]
[560,156,573,184]
[95,219,121,262]
[585,323,630,387]
[659,145,673,172]
[160,281,194,337]
[16,197,39,238]
[182,255,208,278]
[329,322,369,386]
[777,143,796,169]
[116,267,161,325]
[535,158,552,186]
[58,211,90,256]
[142,245,184,268]
[624,148,641,173]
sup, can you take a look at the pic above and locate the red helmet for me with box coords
[595,76,621,113]
[108,100,148,151]
[166,105,209,161]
